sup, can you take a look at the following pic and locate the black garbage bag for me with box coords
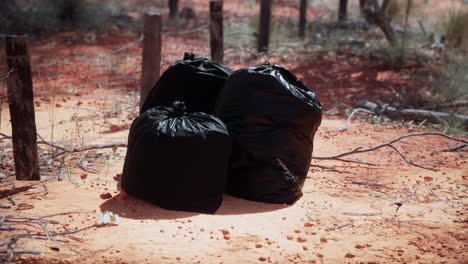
[215,63,322,205]
[141,52,233,115]
[121,101,232,214]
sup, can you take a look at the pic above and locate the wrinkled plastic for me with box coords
[141,52,233,115]
[121,101,232,214]
[215,63,322,205]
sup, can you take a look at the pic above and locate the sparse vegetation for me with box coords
[442,8,468,48]
[0,1,467,264]
[0,0,125,35]
[386,0,415,21]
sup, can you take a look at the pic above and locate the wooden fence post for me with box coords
[5,35,40,181]
[299,0,307,38]
[209,0,224,63]
[258,0,272,53]
[140,12,162,112]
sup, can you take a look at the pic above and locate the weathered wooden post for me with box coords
[5,35,40,181]
[299,0,307,38]
[209,0,224,63]
[258,0,272,53]
[140,12,162,112]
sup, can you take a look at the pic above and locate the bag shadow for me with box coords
[99,192,288,220]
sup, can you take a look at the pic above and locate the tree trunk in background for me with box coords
[169,0,179,19]
[299,0,307,38]
[338,0,348,23]
[359,0,375,24]
[359,0,367,15]
[258,0,272,53]
[359,0,367,10]
[361,0,397,46]
[209,0,224,63]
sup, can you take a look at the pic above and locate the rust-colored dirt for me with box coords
[1,0,467,263]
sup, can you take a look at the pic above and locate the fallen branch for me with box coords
[326,108,374,133]
[327,222,350,230]
[313,132,468,171]
[0,250,42,254]
[356,101,468,128]
[38,209,95,219]
[436,143,467,152]
[1,133,126,158]
[342,212,382,216]
[351,180,385,187]
[51,143,126,158]
[380,217,427,240]
[13,224,107,239]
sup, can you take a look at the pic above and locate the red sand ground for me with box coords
[1,0,467,263]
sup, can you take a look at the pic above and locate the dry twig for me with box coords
[436,143,467,152]
[326,108,374,133]
[313,132,467,170]
[14,224,107,239]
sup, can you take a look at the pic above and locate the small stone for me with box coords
[297,237,307,243]
[100,192,112,199]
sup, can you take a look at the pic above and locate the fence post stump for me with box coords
[140,12,162,112]
[5,35,40,181]
[209,0,224,63]
[258,0,272,53]
[299,0,307,38]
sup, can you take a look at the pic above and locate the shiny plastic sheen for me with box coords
[121,102,232,214]
[215,63,322,204]
[141,53,233,114]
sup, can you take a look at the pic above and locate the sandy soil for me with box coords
[1,0,467,263]
[1,112,467,264]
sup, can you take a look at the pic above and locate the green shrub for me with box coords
[436,60,468,101]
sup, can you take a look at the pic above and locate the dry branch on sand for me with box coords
[0,132,126,159]
[325,108,374,133]
[0,210,107,262]
[356,101,468,128]
[312,132,467,171]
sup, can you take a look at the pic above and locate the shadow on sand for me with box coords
[99,192,288,220]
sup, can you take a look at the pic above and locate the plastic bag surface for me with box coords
[141,52,233,114]
[215,63,322,204]
[122,101,232,214]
